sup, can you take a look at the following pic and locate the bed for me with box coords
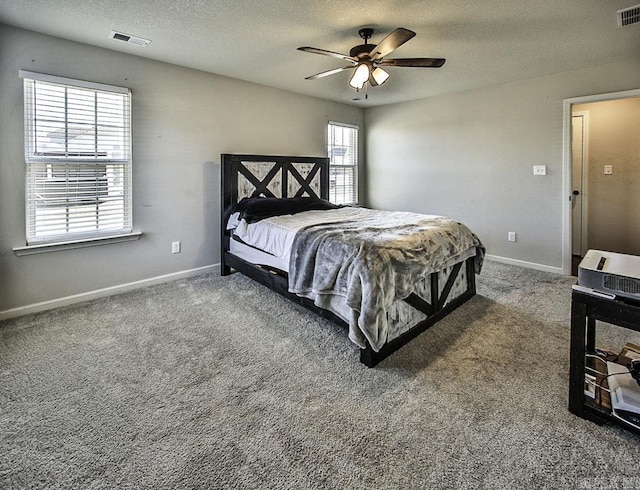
[221,153,485,367]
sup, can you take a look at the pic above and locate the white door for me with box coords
[571,114,587,256]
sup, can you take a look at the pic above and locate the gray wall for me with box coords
[365,58,640,271]
[0,24,364,313]
[574,98,640,255]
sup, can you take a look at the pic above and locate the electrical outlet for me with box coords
[171,241,181,254]
[533,165,546,176]
[507,232,517,242]
[604,165,613,175]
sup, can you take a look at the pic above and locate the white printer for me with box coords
[578,249,640,302]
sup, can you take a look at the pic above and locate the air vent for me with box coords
[617,5,640,27]
[109,31,151,47]
[604,274,640,295]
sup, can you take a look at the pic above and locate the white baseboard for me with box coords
[0,263,221,321]
[0,256,563,321]
[485,254,563,275]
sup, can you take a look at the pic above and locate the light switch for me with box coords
[604,165,613,175]
[533,165,546,176]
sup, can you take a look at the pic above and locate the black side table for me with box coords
[569,287,640,433]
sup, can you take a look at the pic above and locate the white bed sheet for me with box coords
[229,239,289,271]
[231,207,386,268]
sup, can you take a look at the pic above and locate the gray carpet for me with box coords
[2,261,640,489]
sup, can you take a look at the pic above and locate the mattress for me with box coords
[230,207,381,270]
[229,239,288,272]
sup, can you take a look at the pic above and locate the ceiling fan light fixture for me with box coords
[371,67,390,86]
[349,63,370,90]
[300,27,446,96]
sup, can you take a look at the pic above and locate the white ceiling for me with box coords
[1,0,639,107]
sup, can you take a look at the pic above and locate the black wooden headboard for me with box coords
[220,154,330,269]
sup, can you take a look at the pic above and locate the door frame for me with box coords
[562,88,640,275]
[571,111,589,257]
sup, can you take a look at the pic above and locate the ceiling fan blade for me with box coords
[368,28,416,61]
[297,46,358,64]
[378,58,446,68]
[305,65,354,80]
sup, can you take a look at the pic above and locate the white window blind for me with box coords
[328,122,358,205]
[20,71,132,245]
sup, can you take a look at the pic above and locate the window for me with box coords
[20,71,132,245]
[328,122,358,205]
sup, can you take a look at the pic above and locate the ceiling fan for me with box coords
[297,27,445,91]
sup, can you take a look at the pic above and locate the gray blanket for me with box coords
[288,209,485,351]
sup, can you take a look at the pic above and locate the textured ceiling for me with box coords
[1,0,639,107]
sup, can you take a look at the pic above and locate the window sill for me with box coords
[13,232,143,256]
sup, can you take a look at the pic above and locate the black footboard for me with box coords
[359,256,476,367]
[224,250,476,367]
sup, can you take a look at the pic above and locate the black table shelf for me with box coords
[569,289,640,434]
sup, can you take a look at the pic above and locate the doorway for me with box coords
[563,89,640,276]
